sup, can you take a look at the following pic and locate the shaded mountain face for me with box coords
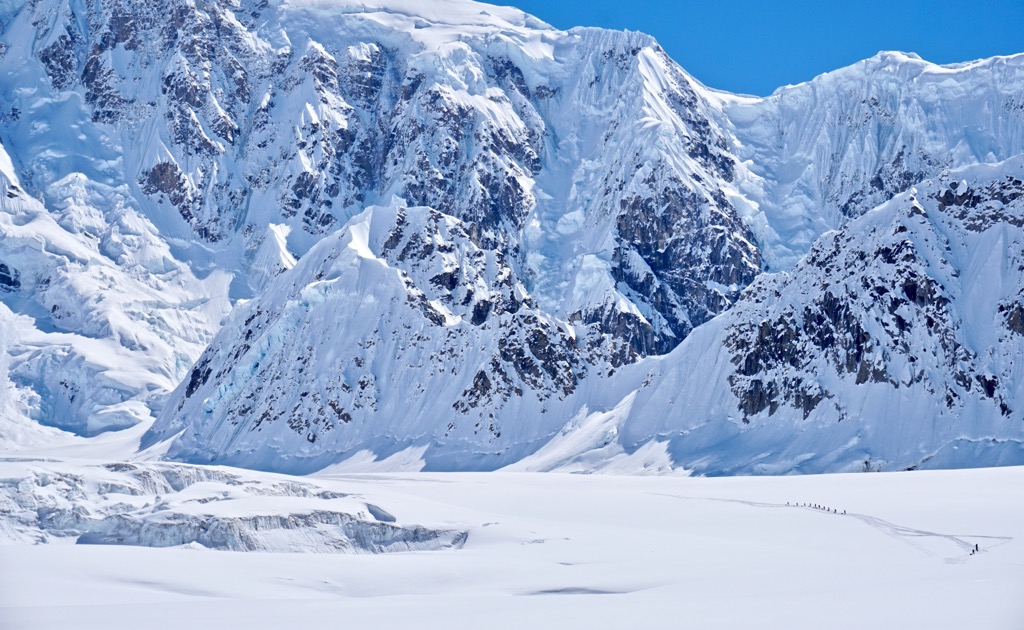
[0,0,1022,473]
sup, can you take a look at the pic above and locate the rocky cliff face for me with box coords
[0,0,1022,473]
[611,159,1024,474]
[5,0,759,357]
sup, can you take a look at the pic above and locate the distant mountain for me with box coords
[1,0,1022,473]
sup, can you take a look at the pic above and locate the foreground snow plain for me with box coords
[1,456,1021,629]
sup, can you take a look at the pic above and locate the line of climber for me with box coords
[784,503,983,557]
[785,501,845,515]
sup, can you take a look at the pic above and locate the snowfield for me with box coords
[1,458,1022,629]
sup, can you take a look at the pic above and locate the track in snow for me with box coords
[652,493,1013,561]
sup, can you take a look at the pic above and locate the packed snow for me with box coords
[0,457,1021,629]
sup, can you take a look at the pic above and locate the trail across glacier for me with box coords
[652,493,1014,561]
[1,463,1022,630]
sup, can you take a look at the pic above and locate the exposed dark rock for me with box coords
[1001,302,1024,335]
[0,262,20,291]
[184,357,212,399]
[613,177,760,354]
[39,31,79,89]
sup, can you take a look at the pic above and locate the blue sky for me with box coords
[491,0,1024,95]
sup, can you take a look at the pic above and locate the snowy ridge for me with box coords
[146,201,601,473]
[715,50,1024,270]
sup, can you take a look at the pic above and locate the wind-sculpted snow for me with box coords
[714,51,1024,270]
[0,459,467,552]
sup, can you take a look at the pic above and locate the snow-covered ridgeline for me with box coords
[710,51,1024,270]
[2,0,757,350]
[607,157,1024,474]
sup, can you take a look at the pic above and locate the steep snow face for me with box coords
[610,158,1024,474]
[524,29,759,355]
[146,201,608,473]
[0,140,230,438]
[715,51,1024,270]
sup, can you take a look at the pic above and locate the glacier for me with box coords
[0,458,466,552]
[1,461,1022,629]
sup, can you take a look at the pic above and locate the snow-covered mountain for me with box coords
[146,160,1024,474]
[145,200,599,471]
[605,159,1024,474]
[1,0,1022,474]
[4,0,759,358]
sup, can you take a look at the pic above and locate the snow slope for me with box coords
[0,139,230,439]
